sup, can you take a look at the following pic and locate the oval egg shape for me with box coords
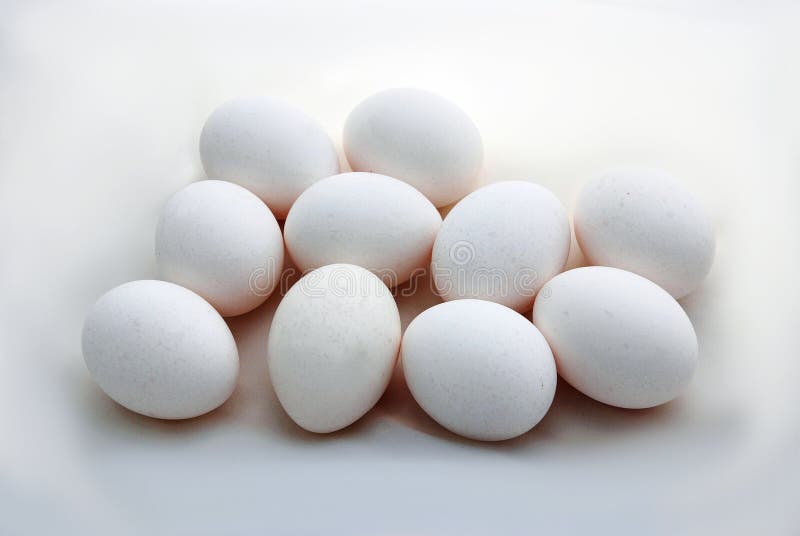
[199,96,340,218]
[284,172,442,286]
[574,167,715,299]
[431,180,570,313]
[402,299,557,441]
[82,280,239,419]
[532,266,698,409]
[268,264,402,433]
[343,88,483,207]
[155,180,284,317]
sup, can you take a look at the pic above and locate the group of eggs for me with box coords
[82,88,715,441]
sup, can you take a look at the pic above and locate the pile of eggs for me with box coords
[82,88,715,441]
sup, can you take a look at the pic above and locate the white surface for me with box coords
[402,299,557,441]
[1,0,799,534]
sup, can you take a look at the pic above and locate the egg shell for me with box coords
[267,264,402,433]
[284,172,442,287]
[532,266,698,409]
[574,167,715,299]
[431,180,571,313]
[199,96,340,218]
[82,280,239,419]
[155,180,284,317]
[343,88,483,207]
[401,299,557,441]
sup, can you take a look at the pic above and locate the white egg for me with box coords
[431,180,570,313]
[82,280,239,419]
[199,96,340,218]
[401,299,557,441]
[343,88,483,207]
[284,172,441,286]
[532,266,698,409]
[155,180,284,317]
[574,167,715,299]
[268,264,401,433]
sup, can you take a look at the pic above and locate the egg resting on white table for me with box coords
[533,266,698,409]
[199,96,340,218]
[82,280,239,420]
[268,264,402,433]
[574,167,715,299]
[284,172,441,287]
[431,180,570,313]
[343,87,483,207]
[155,180,284,317]
[401,299,557,441]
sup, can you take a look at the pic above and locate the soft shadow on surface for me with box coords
[371,367,685,451]
[679,274,720,357]
[394,269,443,330]
[563,228,587,271]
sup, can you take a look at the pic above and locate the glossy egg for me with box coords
[199,96,340,218]
[402,299,557,441]
[284,172,441,286]
[533,266,698,409]
[268,264,402,433]
[574,167,715,299]
[155,180,284,317]
[82,280,239,419]
[343,88,483,207]
[431,181,570,312]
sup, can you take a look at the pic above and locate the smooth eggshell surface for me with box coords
[267,264,402,433]
[402,299,557,441]
[82,280,239,419]
[284,172,442,286]
[199,96,340,218]
[431,180,570,313]
[532,266,698,409]
[155,180,284,317]
[574,167,715,299]
[343,88,483,207]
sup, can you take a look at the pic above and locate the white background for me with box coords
[1,1,798,534]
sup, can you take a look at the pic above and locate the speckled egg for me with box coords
[267,264,401,433]
[401,299,557,441]
[533,266,698,409]
[431,180,570,312]
[284,172,441,287]
[199,96,340,218]
[574,167,715,299]
[343,88,483,207]
[82,280,239,419]
[155,180,284,317]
